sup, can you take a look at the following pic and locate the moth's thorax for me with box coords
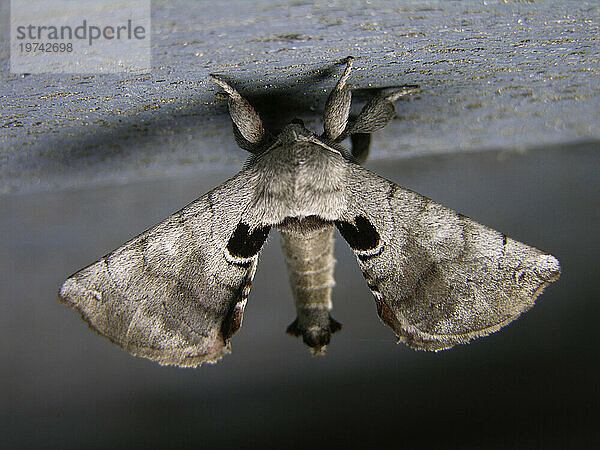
[249,124,348,226]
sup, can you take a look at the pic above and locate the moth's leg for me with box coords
[322,56,354,140]
[345,86,420,160]
[349,132,371,164]
[347,86,420,135]
[210,75,265,153]
[279,223,341,354]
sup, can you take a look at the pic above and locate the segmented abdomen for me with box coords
[279,222,336,328]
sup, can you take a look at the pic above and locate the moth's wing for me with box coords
[59,169,268,367]
[336,164,561,351]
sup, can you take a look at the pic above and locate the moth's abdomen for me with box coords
[278,219,341,352]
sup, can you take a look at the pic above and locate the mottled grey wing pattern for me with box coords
[59,169,263,367]
[337,164,561,351]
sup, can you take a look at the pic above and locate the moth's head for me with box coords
[277,121,314,143]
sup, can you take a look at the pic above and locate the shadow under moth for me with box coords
[59,57,561,367]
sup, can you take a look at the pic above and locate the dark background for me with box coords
[2,1,599,449]
[3,145,598,449]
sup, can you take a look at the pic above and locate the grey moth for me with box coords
[59,57,561,367]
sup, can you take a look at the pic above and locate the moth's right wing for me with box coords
[59,168,270,367]
[336,164,561,351]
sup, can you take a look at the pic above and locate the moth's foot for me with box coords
[340,55,355,65]
[286,315,342,354]
[209,74,240,99]
[384,84,421,102]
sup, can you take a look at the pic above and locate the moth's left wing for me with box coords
[335,164,561,351]
[59,168,270,367]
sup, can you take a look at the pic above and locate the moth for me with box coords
[59,57,561,367]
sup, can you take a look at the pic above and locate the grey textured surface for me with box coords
[1,0,599,193]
